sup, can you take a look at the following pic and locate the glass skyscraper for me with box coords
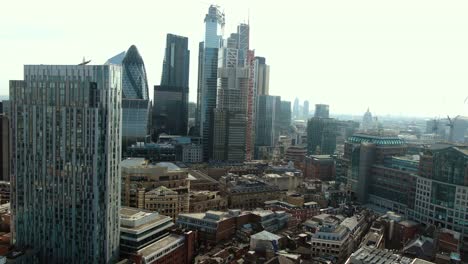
[255,95,281,157]
[118,45,150,151]
[10,65,121,263]
[153,34,190,138]
[197,5,225,161]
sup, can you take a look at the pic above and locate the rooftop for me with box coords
[310,155,333,160]
[348,246,414,264]
[347,134,405,146]
[120,207,173,232]
[138,234,184,258]
[251,230,282,241]
[121,158,182,171]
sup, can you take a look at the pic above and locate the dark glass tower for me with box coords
[153,34,190,138]
[197,5,225,161]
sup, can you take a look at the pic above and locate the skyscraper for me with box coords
[255,95,281,155]
[307,118,338,155]
[212,27,250,161]
[197,5,225,161]
[293,98,300,120]
[108,45,150,151]
[314,104,329,119]
[303,100,310,119]
[253,57,270,96]
[153,34,190,138]
[279,100,292,132]
[10,64,121,262]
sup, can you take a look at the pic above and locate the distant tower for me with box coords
[362,108,374,131]
[303,100,310,119]
[293,98,300,119]
[314,104,329,119]
[197,5,225,161]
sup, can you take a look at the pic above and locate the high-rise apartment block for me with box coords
[10,64,122,262]
[153,34,190,139]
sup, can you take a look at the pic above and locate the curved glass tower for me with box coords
[122,45,149,100]
[121,45,150,151]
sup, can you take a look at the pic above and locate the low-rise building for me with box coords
[187,170,220,191]
[304,155,335,181]
[345,246,434,264]
[189,191,227,213]
[121,158,190,218]
[144,186,189,219]
[119,207,197,264]
[250,230,283,255]
[221,175,282,209]
[262,173,303,191]
[264,200,319,224]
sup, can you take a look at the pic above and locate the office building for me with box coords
[293,98,300,120]
[121,45,150,151]
[189,191,227,213]
[144,186,189,220]
[304,155,335,180]
[0,115,9,181]
[153,85,188,137]
[314,104,329,119]
[253,57,269,96]
[255,95,281,158]
[279,101,291,132]
[212,25,250,162]
[303,100,309,119]
[153,34,190,138]
[106,46,150,152]
[220,175,281,209]
[343,134,407,203]
[10,64,121,262]
[196,5,225,161]
[307,117,338,155]
[121,158,190,218]
[413,145,468,240]
[120,207,197,264]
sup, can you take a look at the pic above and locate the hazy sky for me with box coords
[1,0,468,117]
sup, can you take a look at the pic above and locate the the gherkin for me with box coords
[122,45,149,100]
[108,45,150,152]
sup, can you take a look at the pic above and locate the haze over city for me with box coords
[2,0,468,117]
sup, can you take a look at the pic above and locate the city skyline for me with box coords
[2,0,468,117]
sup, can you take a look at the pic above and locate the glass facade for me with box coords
[153,86,188,137]
[198,5,224,161]
[153,34,190,138]
[255,95,281,149]
[10,65,121,263]
[121,45,150,150]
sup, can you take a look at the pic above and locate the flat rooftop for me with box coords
[120,207,172,232]
[138,234,184,258]
[121,158,182,171]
